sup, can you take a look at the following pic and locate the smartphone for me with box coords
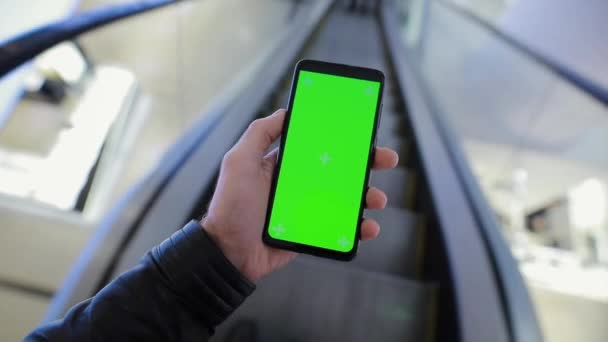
[262,60,384,260]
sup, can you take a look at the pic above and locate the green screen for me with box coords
[268,70,381,252]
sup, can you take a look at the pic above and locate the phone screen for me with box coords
[267,69,381,253]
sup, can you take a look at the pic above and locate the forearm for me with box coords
[25,221,255,342]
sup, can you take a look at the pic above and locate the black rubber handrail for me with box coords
[437,0,608,107]
[0,0,186,79]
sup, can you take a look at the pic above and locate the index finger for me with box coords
[372,147,399,170]
[238,109,286,156]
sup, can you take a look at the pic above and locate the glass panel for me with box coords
[441,0,608,100]
[397,0,608,341]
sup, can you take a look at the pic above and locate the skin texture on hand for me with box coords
[202,109,399,282]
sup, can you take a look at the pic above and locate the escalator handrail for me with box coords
[0,0,186,79]
[428,95,545,342]
[44,0,335,321]
[382,3,543,342]
[436,0,608,108]
[43,102,228,321]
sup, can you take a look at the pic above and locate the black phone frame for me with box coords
[262,59,385,261]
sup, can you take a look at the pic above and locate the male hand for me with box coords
[202,109,399,282]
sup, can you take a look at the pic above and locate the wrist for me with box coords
[199,216,257,282]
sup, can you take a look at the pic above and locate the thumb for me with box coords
[239,109,286,155]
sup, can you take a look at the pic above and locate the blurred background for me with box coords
[0,0,606,341]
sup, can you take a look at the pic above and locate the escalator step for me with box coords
[377,112,404,136]
[376,136,410,167]
[383,97,402,112]
[369,166,412,209]
[354,208,424,278]
[299,208,421,277]
[274,87,291,109]
[303,14,387,71]
[376,133,405,151]
[382,111,410,136]
[214,258,435,342]
[355,208,421,277]
[382,89,399,106]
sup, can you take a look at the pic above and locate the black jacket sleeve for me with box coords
[25,220,255,342]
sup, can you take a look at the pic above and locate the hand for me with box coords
[202,109,399,282]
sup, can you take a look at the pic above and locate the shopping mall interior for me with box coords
[1,0,607,341]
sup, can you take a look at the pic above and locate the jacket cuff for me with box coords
[152,220,255,327]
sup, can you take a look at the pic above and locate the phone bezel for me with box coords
[262,59,385,261]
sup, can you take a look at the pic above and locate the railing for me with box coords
[0,0,186,79]
[382,0,543,341]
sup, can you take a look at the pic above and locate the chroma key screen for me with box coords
[267,70,381,252]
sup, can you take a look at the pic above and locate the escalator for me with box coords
[213,8,433,341]
[6,1,542,341]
